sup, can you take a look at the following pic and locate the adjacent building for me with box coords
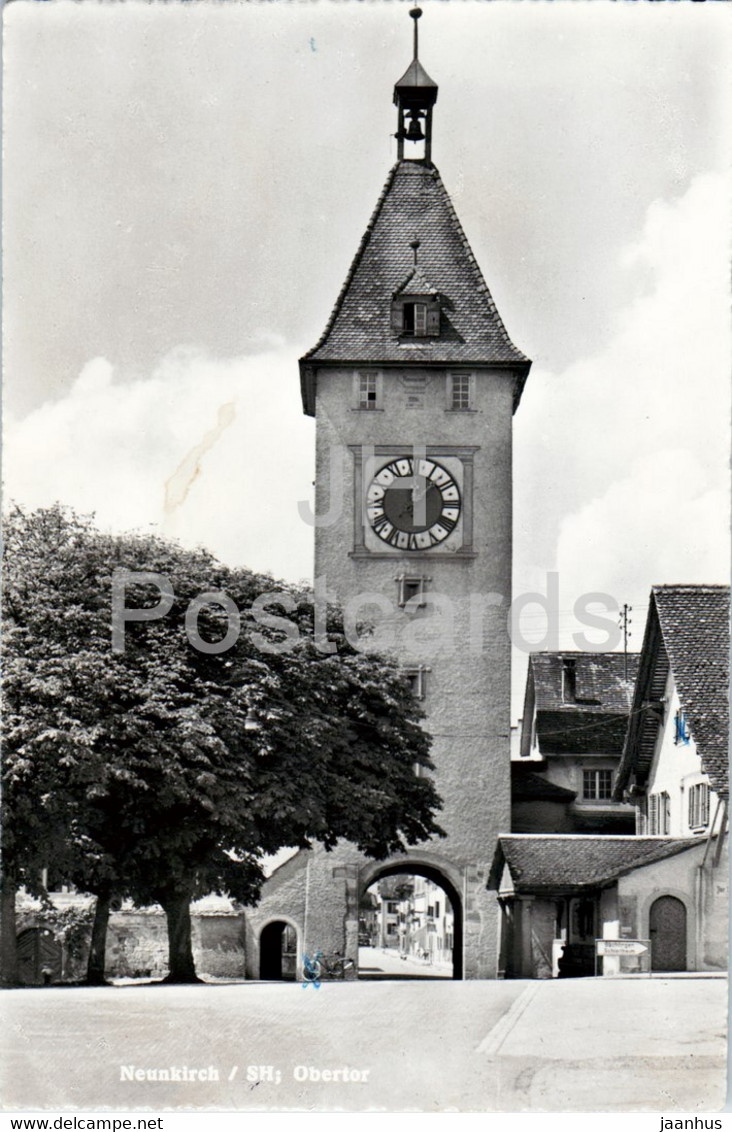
[514,652,638,834]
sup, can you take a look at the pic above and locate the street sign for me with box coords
[596,939,649,956]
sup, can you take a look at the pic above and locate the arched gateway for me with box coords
[245,11,530,982]
[360,861,464,980]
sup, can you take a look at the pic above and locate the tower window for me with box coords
[356,371,381,410]
[403,666,429,700]
[448,373,473,411]
[397,575,429,610]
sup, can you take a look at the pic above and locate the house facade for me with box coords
[514,652,638,834]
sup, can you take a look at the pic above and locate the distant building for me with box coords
[514,652,638,833]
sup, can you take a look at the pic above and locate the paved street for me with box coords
[358,945,451,978]
[1,976,726,1112]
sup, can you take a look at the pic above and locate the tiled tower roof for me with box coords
[300,161,530,415]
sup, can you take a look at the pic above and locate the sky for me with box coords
[3,0,731,720]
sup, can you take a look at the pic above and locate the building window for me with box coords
[448,372,473,411]
[403,666,429,701]
[397,575,429,609]
[582,768,613,801]
[688,782,710,830]
[674,709,691,746]
[648,792,670,835]
[636,797,648,835]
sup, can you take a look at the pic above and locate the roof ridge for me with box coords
[301,163,401,362]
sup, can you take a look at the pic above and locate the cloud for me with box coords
[514,170,730,644]
[4,347,316,584]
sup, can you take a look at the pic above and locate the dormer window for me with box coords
[393,258,441,339]
[393,295,440,338]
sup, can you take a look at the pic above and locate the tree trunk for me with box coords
[0,867,18,987]
[86,891,112,985]
[161,891,201,984]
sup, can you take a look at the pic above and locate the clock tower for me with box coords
[246,9,531,980]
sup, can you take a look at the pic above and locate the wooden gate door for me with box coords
[649,895,687,971]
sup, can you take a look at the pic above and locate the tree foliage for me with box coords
[1,505,442,983]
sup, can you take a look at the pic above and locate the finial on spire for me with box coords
[410,8,422,59]
[394,8,438,164]
[410,238,421,266]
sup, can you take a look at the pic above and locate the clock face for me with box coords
[366,456,462,551]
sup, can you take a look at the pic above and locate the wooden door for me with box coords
[649,895,687,971]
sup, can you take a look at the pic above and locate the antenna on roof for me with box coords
[618,604,632,680]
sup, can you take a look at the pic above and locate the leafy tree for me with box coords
[2,505,442,984]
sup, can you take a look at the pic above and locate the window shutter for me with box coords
[414,304,427,336]
[649,794,659,835]
[391,301,404,331]
[426,306,440,335]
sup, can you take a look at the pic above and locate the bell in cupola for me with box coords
[405,111,425,142]
[393,8,438,163]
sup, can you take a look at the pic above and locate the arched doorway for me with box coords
[649,895,687,971]
[16,927,63,986]
[358,863,463,980]
[259,920,298,981]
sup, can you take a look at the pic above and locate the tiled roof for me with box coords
[526,652,639,755]
[300,161,530,401]
[394,265,438,296]
[489,835,702,894]
[531,652,640,712]
[511,766,577,802]
[654,585,729,797]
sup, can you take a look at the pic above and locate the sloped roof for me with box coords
[525,652,639,755]
[300,161,530,414]
[394,265,438,296]
[531,652,640,712]
[394,58,438,94]
[511,766,577,802]
[617,586,729,799]
[489,835,702,894]
[654,586,729,796]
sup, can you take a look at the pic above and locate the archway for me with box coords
[259,920,298,981]
[358,863,463,980]
[649,895,687,971]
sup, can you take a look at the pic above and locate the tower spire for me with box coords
[412,5,420,59]
[394,7,438,164]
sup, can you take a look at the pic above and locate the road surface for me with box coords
[1,976,726,1112]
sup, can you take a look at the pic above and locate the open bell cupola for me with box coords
[394,7,438,163]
